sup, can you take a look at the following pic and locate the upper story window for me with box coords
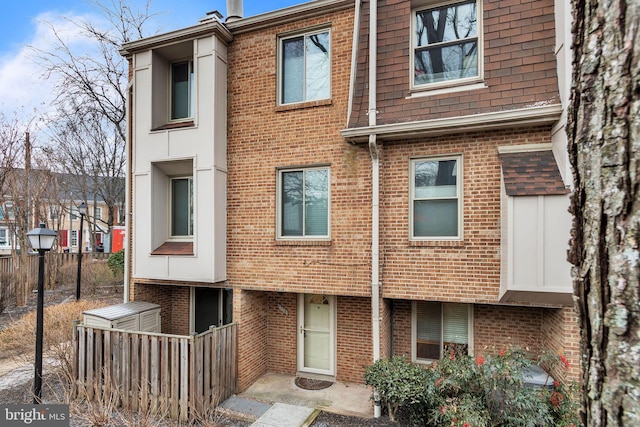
[0,228,10,247]
[413,301,472,362]
[170,60,194,120]
[95,206,102,220]
[413,0,480,88]
[171,176,194,238]
[279,29,331,105]
[49,206,60,221]
[411,156,462,239]
[151,41,195,129]
[278,167,330,238]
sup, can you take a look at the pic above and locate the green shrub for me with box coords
[364,348,580,427]
[107,249,125,275]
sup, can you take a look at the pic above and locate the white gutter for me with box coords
[368,0,380,365]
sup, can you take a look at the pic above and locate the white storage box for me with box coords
[83,301,161,333]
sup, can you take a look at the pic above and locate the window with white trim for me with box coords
[411,156,462,239]
[279,29,331,105]
[95,206,102,220]
[413,0,480,88]
[278,167,329,238]
[171,176,194,238]
[71,230,78,247]
[0,228,10,248]
[413,301,472,362]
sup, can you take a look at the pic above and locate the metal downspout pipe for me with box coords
[368,0,381,417]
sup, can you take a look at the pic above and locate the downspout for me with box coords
[368,0,381,418]
[369,0,380,364]
[123,69,134,303]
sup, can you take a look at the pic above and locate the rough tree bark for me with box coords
[567,0,639,425]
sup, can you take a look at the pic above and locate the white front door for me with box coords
[297,294,336,376]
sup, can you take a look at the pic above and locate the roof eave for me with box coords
[341,104,564,143]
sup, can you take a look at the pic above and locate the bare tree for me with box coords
[567,0,639,425]
[32,0,154,250]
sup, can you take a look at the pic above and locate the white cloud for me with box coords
[0,11,101,125]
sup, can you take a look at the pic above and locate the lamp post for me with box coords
[76,202,87,301]
[26,222,57,404]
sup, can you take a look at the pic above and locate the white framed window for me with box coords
[277,167,330,239]
[71,207,78,220]
[171,176,194,238]
[412,0,481,89]
[410,156,462,239]
[49,205,60,221]
[170,60,194,120]
[95,206,102,220]
[279,29,331,105]
[71,230,78,247]
[2,202,15,220]
[412,301,473,362]
[0,228,10,247]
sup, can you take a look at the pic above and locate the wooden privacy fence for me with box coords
[0,252,109,290]
[73,323,238,422]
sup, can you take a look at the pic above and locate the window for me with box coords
[71,208,78,220]
[413,301,472,362]
[278,167,329,238]
[413,0,480,88]
[0,228,9,247]
[170,60,194,120]
[279,30,330,104]
[95,206,102,220]
[2,202,15,220]
[71,230,78,247]
[171,177,194,237]
[411,156,462,239]
[50,206,60,220]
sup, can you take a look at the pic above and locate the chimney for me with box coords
[225,0,243,22]
[199,10,223,24]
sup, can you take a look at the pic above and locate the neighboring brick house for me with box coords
[121,0,578,394]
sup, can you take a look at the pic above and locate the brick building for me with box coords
[121,0,579,394]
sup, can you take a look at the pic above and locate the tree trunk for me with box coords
[567,0,640,425]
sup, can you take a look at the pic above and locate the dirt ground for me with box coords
[0,286,401,426]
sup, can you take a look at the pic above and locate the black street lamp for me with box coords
[76,202,87,301]
[26,222,57,404]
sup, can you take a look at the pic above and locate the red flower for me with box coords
[550,391,564,408]
[475,354,485,366]
[499,348,506,357]
[435,378,443,387]
[464,423,471,427]
[449,350,455,361]
[554,380,560,388]
[560,355,570,369]
[441,405,446,414]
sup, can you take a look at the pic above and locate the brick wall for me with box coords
[541,306,580,381]
[235,289,269,391]
[380,128,552,303]
[266,293,298,375]
[336,296,372,383]
[226,6,373,298]
[350,0,559,128]
[391,300,568,361]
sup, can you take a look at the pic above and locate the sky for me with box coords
[0,0,302,126]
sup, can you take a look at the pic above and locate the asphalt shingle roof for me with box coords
[499,150,569,196]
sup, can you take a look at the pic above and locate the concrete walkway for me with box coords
[219,373,373,427]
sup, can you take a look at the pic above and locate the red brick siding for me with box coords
[235,290,269,392]
[227,8,373,298]
[541,306,580,381]
[349,0,559,128]
[474,304,544,355]
[337,296,373,383]
[266,293,298,375]
[380,128,552,302]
